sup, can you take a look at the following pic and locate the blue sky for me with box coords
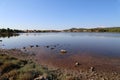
[0,0,120,30]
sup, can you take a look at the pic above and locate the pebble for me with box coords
[34,76,45,80]
[89,67,95,72]
[75,62,80,66]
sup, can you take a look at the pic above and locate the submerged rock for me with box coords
[51,48,55,50]
[36,45,39,47]
[23,47,26,49]
[60,49,67,53]
[46,46,49,48]
[30,45,34,48]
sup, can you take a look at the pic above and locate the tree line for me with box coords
[0,28,23,34]
[0,28,23,38]
[1,27,120,33]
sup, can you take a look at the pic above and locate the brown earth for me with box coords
[1,47,120,80]
[20,46,120,73]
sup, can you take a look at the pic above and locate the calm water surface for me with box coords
[0,32,120,57]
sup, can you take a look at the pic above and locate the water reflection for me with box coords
[0,32,120,57]
[19,32,120,38]
[0,33,20,38]
[63,32,120,38]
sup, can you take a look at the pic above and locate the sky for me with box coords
[0,0,120,30]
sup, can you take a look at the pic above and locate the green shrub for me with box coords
[0,62,20,74]
[18,71,34,80]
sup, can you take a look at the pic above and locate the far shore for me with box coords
[1,27,120,34]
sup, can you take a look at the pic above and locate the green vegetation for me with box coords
[0,28,23,33]
[0,53,57,80]
[0,28,23,38]
[64,27,120,32]
[1,27,120,34]
[0,52,82,80]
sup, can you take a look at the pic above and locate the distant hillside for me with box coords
[64,27,120,32]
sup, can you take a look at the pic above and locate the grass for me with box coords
[0,53,70,80]
[0,52,83,80]
[0,53,53,80]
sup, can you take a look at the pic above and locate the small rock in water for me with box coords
[46,46,49,48]
[23,47,26,49]
[51,48,54,50]
[30,45,34,48]
[0,40,2,42]
[36,45,39,47]
[60,49,67,53]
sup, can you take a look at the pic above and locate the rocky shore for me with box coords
[0,49,120,80]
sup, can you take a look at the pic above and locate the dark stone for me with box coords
[23,47,26,49]
[51,48,54,50]
[36,45,39,47]
[30,45,34,48]
[46,46,49,48]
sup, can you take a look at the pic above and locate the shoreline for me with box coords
[0,48,120,80]
[21,46,120,72]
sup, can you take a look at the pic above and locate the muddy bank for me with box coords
[22,45,120,79]
[1,48,120,80]
[21,46,120,73]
